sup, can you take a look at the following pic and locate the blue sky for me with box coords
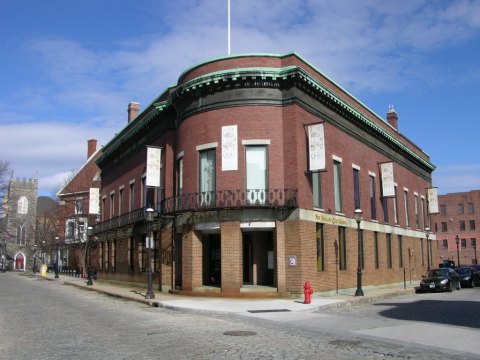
[1,0,480,196]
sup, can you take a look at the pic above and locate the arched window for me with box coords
[17,196,28,214]
[16,224,26,245]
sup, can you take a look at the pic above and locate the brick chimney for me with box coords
[87,139,97,158]
[386,105,398,131]
[127,102,140,123]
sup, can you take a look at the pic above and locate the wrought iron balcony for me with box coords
[162,188,297,214]
[91,189,297,234]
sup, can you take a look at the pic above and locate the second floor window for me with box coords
[353,168,360,210]
[441,222,447,232]
[460,220,465,231]
[369,175,377,220]
[199,148,216,206]
[470,220,476,230]
[246,146,267,205]
[333,160,342,213]
[312,171,322,209]
[74,199,83,215]
[458,203,464,214]
[442,240,448,248]
[468,202,475,214]
[440,205,446,216]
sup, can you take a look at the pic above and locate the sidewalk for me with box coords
[37,273,417,315]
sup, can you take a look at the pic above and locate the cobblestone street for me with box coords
[2,273,477,359]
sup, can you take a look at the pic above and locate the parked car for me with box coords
[416,268,461,293]
[455,267,480,288]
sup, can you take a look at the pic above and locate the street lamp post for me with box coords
[425,227,431,270]
[354,208,364,297]
[145,208,155,299]
[455,235,460,267]
[55,236,59,278]
[86,226,94,286]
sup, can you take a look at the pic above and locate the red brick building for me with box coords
[432,190,480,266]
[92,53,436,295]
[57,139,101,274]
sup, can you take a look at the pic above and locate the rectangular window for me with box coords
[110,193,115,219]
[369,175,377,220]
[420,238,424,266]
[118,188,124,216]
[470,220,475,230]
[440,205,446,216]
[442,240,448,249]
[74,199,83,215]
[139,238,145,272]
[471,238,477,247]
[98,242,103,271]
[101,197,106,222]
[353,168,360,210]
[441,222,448,232]
[374,232,379,269]
[461,238,467,249]
[128,237,135,272]
[404,190,410,227]
[338,227,346,270]
[199,148,216,207]
[460,221,465,231]
[468,202,475,214]
[104,242,109,272]
[414,194,419,229]
[398,235,403,268]
[333,160,342,213]
[312,172,322,209]
[421,197,426,229]
[382,197,389,223]
[316,224,324,272]
[458,203,464,214]
[111,240,116,272]
[393,187,398,224]
[176,157,184,210]
[386,234,392,268]
[129,182,135,212]
[246,146,267,205]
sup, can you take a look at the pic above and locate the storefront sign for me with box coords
[314,212,348,226]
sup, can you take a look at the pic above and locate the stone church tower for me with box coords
[1,176,38,271]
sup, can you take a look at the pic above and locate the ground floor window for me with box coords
[338,227,346,270]
[386,234,392,268]
[316,223,324,272]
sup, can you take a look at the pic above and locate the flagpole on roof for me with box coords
[228,0,231,56]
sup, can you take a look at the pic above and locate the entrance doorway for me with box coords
[242,231,274,286]
[203,234,221,286]
[15,253,25,271]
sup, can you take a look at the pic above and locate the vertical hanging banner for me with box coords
[380,162,395,197]
[89,187,100,215]
[146,146,162,187]
[427,187,439,214]
[222,125,238,171]
[308,123,326,171]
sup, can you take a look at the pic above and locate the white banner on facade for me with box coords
[308,123,326,171]
[146,146,162,187]
[222,125,238,171]
[427,187,439,214]
[380,162,395,197]
[89,187,100,215]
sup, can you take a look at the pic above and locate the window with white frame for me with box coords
[17,196,28,214]
[246,146,267,205]
[333,159,342,213]
[199,148,216,207]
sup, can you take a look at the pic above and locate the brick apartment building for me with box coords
[432,190,480,266]
[90,52,437,295]
[57,139,102,273]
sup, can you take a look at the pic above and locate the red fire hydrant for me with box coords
[304,281,313,304]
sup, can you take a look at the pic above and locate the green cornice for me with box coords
[97,101,168,166]
[97,53,435,173]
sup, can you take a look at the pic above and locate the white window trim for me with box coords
[177,150,184,160]
[368,171,376,177]
[196,142,218,151]
[332,154,343,163]
[241,139,271,146]
[352,164,361,170]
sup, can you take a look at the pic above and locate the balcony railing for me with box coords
[91,189,297,234]
[163,188,297,214]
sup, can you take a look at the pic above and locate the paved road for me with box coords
[0,272,478,359]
